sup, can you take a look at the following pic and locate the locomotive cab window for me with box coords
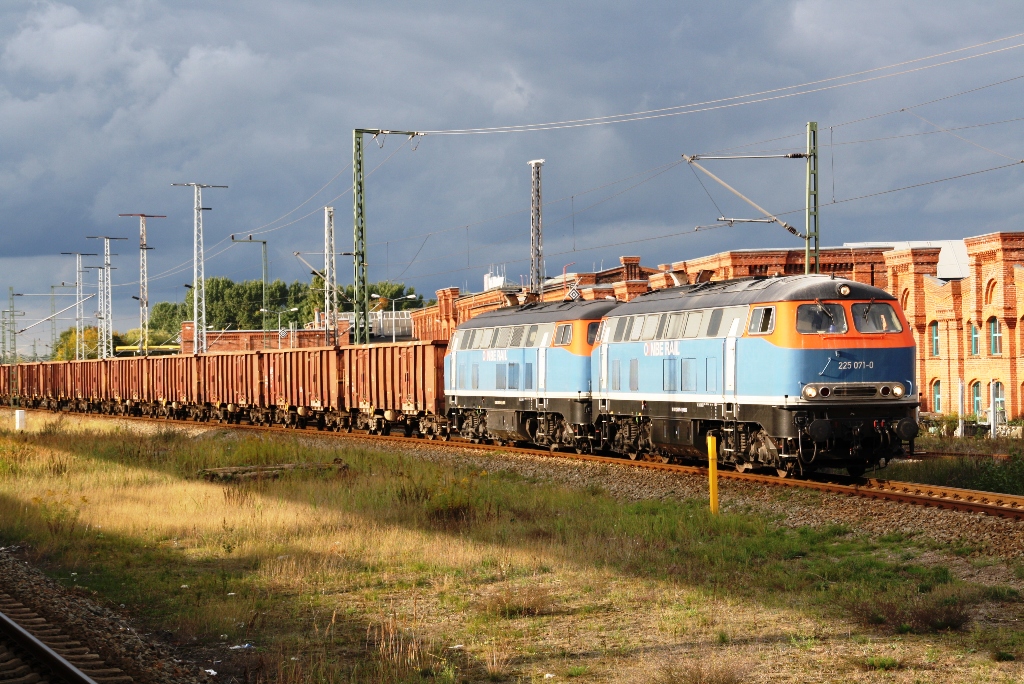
[554,324,573,346]
[613,317,630,342]
[628,316,645,341]
[587,321,600,345]
[748,307,775,335]
[852,302,903,333]
[796,302,848,334]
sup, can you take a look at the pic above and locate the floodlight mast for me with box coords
[119,214,166,355]
[173,183,227,354]
[352,129,419,344]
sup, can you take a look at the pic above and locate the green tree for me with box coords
[52,326,99,360]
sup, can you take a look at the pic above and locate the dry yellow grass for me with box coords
[0,412,1022,682]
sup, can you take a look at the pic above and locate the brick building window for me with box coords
[985,280,997,305]
[932,380,941,412]
[989,317,1002,355]
[970,324,979,355]
[991,381,1006,420]
[930,322,939,356]
[972,382,982,416]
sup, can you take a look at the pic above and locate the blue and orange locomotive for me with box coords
[445,274,919,476]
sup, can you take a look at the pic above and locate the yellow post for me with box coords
[706,433,719,514]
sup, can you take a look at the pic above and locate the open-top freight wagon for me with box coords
[1,340,448,438]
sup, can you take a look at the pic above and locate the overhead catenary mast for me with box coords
[119,214,166,355]
[86,236,126,359]
[528,159,545,294]
[60,252,95,360]
[324,206,337,346]
[172,183,227,354]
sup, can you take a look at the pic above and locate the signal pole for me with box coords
[324,206,337,345]
[351,129,418,344]
[120,214,166,354]
[528,159,545,294]
[173,183,227,354]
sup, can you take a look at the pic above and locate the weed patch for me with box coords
[654,659,746,684]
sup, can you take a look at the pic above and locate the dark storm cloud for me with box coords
[1,1,1022,350]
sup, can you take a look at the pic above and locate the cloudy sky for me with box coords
[1,1,1023,351]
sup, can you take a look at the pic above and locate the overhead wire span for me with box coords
[701,73,1024,156]
[901,109,1021,161]
[417,35,1024,135]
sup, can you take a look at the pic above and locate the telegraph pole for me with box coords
[173,183,227,354]
[324,206,337,345]
[61,252,96,360]
[804,122,820,274]
[351,129,418,344]
[528,159,545,294]
[120,214,166,355]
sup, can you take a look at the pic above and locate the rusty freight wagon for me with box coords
[204,351,263,424]
[340,340,448,437]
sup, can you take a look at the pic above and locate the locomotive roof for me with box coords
[612,274,895,316]
[457,298,620,329]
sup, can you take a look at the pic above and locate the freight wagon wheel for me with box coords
[441,430,451,441]
[776,468,790,478]
[627,451,640,461]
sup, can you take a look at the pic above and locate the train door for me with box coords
[724,317,740,400]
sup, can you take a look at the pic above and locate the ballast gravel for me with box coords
[0,547,214,684]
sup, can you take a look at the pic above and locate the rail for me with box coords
[0,606,99,684]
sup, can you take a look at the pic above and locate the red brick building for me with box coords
[412,232,1024,419]
[180,322,349,354]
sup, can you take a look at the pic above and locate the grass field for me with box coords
[1,416,1023,682]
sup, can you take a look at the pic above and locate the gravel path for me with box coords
[0,548,214,684]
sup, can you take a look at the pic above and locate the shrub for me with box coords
[654,659,746,684]
[479,584,554,618]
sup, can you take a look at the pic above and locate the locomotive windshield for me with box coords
[796,302,848,334]
[851,302,903,333]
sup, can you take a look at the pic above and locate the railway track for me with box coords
[0,592,131,684]
[16,408,1024,521]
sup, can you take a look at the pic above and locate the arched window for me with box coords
[930,322,939,356]
[985,280,998,305]
[990,381,1006,422]
[972,381,982,416]
[970,323,979,356]
[989,317,1002,355]
[932,380,941,412]
[900,289,910,311]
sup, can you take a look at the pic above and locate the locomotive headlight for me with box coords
[802,385,818,399]
[892,383,906,398]
[837,283,851,297]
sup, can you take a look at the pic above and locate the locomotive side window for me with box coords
[495,364,507,389]
[587,322,600,344]
[458,331,471,350]
[748,306,775,335]
[796,303,848,334]
[628,316,645,341]
[641,314,661,340]
[611,359,621,390]
[554,324,573,346]
[495,327,512,348]
[851,302,903,333]
[508,363,520,389]
[663,312,685,339]
[682,311,703,338]
[525,325,539,347]
[537,324,555,347]
[716,307,748,338]
[705,309,724,337]
[654,314,669,339]
[510,326,525,347]
[680,358,696,391]
[613,317,629,342]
